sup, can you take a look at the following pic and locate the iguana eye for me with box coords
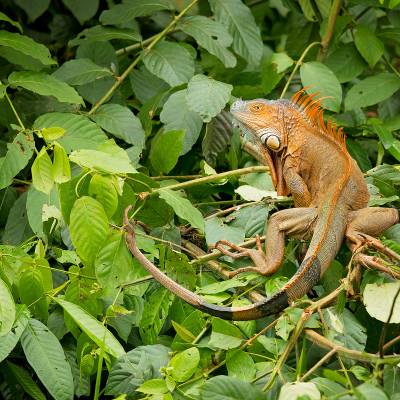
[250,103,264,112]
[266,135,280,150]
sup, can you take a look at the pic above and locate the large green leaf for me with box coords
[345,73,400,110]
[158,188,205,232]
[90,103,145,148]
[0,131,35,190]
[0,31,55,66]
[325,43,366,83]
[0,277,15,336]
[178,16,236,68]
[200,376,265,400]
[69,25,141,46]
[226,349,255,381]
[31,147,54,194]
[186,74,233,122]
[34,112,107,153]
[208,318,243,350]
[62,0,99,24]
[7,361,46,400]
[69,196,109,266]
[354,25,384,68]
[363,282,400,323]
[8,71,84,105]
[139,286,174,344]
[88,174,118,218]
[106,345,170,396]
[54,298,125,358]
[69,140,136,174]
[0,305,29,362]
[279,382,320,400]
[100,0,174,25]
[52,58,113,86]
[21,318,74,400]
[160,90,203,154]
[150,130,184,174]
[209,0,263,66]
[300,61,342,112]
[169,347,200,382]
[143,41,195,87]
[95,230,137,289]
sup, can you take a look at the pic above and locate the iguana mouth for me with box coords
[231,114,281,191]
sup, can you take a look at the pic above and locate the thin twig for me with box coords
[88,0,198,115]
[300,348,337,381]
[151,166,269,193]
[280,42,321,99]
[5,92,25,130]
[318,0,341,61]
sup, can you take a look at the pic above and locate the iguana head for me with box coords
[230,99,287,152]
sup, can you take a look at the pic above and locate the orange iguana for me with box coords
[125,89,399,321]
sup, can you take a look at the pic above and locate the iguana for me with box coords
[125,89,399,321]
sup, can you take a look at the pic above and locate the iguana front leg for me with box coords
[212,207,317,277]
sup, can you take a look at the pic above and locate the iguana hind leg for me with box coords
[346,207,399,262]
[211,207,317,277]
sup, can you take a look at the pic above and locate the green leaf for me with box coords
[7,361,46,400]
[179,16,236,68]
[158,188,204,232]
[143,41,195,87]
[0,131,35,190]
[52,58,112,86]
[169,347,200,382]
[19,267,48,321]
[100,0,174,25]
[70,25,141,46]
[226,349,255,381]
[13,0,50,22]
[363,282,400,323]
[62,0,99,24]
[279,382,321,400]
[21,318,74,400]
[300,61,342,112]
[0,305,29,362]
[139,286,174,344]
[54,298,125,358]
[355,25,384,68]
[355,383,388,400]
[186,74,233,122]
[90,103,145,148]
[53,143,71,183]
[200,376,265,400]
[89,174,118,218]
[137,378,168,394]
[8,71,84,105]
[0,277,15,336]
[325,43,366,83]
[345,73,400,110]
[150,130,184,174]
[160,90,203,154]
[105,345,170,396]
[69,140,136,174]
[0,31,55,66]
[95,230,137,288]
[0,11,22,32]
[40,127,65,142]
[31,148,54,194]
[209,318,243,350]
[34,112,107,153]
[70,196,109,266]
[209,0,263,66]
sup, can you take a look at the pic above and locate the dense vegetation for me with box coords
[0,0,399,399]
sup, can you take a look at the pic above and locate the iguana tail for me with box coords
[125,208,348,321]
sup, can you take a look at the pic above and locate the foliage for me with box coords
[0,0,399,399]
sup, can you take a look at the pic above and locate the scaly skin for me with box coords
[125,89,399,321]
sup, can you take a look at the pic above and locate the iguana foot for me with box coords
[353,252,400,279]
[210,235,276,277]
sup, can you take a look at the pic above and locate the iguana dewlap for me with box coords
[126,89,399,321]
